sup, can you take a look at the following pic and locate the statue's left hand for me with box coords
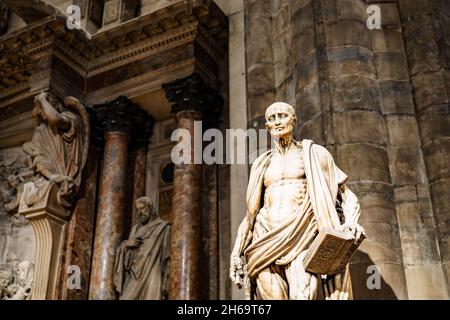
[337,223,366,244]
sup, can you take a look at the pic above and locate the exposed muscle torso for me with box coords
[262,146,307,224]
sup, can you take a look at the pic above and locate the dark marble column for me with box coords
[130,115,154,225]
[163,74,222,300]
[89,97,135,300]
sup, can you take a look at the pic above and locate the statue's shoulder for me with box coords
[251,149,273,168]
[302,139,333,160]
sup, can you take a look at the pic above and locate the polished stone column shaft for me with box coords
[89,131,129,300]
[169,110,203,300]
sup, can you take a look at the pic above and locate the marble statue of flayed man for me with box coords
[114,197,171,300]
[22,91,90,209]
[230,102,365,300]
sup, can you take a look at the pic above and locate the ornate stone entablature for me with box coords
[0,0,228,112]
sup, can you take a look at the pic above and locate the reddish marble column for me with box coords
[88,96,138,300]
[169,110,203,300]
[89,131,129,300]
[131,118,154,225]
[163,74,224,300]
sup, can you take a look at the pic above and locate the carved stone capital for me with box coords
[162,73,223,128]
[93,96,154,150]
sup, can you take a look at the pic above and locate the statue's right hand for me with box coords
[230,255,247,289]
[125,239,142,248]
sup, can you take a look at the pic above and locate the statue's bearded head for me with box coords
[265,102,297,140]
[135,197,156,225]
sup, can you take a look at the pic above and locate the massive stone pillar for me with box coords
[89,97,135,300]
[369,0,448,299]
[290,0,407,299]
[398,0,450,295]
[163,74,222,300]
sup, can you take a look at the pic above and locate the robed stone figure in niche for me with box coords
[114,197,171,300]
[22,91,90,209]
[230,102,365,300]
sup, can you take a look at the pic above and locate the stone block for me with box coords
[336,143,391,183]
[294,52,319,90]
[371,29,404,53]
[412,71,449,110]
[358,191,398,225]
[272,5,290,37]
[379,80,415,114]
[377,3,401,26]
[273,30,292,64]
[398,0,432,21]
[406,40,442,76]
[296,82,321,121]
[430,178,450,220]
[293,28,316,59]
[324,20,371,48]
[389,147,421,185]
[292,4,314,38]
[417,106,450,144]
[385,116,420,147]
[246,43,274,67]
[297,116,326,145]
[245,17,272,46]
[329,76,381,112]
[322,0,367,23]
[374,52,409,80]
[247,90,276,121]
[404,264,449,299]
[247,63,275,96]
[333,110,386,145]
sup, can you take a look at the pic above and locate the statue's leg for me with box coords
[285,251,319,300]
[255,264,288,300]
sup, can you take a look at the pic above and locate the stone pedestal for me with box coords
[19,183,71,300]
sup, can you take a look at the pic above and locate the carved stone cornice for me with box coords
[162,73,223,126]
[0,0,228,117]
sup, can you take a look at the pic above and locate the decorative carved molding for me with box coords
[0,0,228,121]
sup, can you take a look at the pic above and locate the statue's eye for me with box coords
[280,113,287,119]
[269,116,275,122]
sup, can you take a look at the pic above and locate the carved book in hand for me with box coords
[303,228,365,275]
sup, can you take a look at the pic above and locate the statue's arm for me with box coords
[230,216,252,289]
[37,95,71,130]
[338,184,365,241]
[231,216,251,258]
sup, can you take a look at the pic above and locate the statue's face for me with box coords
[265,103,296,139]
[136,201,153,224]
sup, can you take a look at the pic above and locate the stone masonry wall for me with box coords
[244,0,450,299]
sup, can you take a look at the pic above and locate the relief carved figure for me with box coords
[0,261,34,300]
[230,102,365,300]
[0,148,35,266]
[114,197,171,300]
[22,92,90,210]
